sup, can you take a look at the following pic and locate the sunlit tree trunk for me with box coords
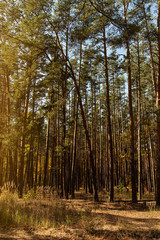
[18,72,31,198]
[98,80,103,188]
[136,35,142,200]
[6,72,13,183]
[71,41,82,199]
[102,24,114,202]
[123,0,137,203]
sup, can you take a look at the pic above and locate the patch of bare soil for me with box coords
[0,199,160,240]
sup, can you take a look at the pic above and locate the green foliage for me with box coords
[117,181,124,193]
[23,189,36,199]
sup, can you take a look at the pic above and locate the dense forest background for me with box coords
[1,0,160,205]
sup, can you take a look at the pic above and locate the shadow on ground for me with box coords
[87,229,160,240]
[0,201,160,240]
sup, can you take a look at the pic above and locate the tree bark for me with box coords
[43,115,50,194]
[102,25,114,202]
[137,35,142,200]
[6,72,13,183]
[50,115,56,188]
[156,1,160,206]
[18,71,31,198]
[71,41,82,199]
[123,0,137,203]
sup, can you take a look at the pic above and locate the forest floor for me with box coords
[0,189,160,240]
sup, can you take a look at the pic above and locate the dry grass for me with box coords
[0,188,160,239]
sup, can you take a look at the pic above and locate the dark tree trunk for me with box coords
[136,35,142,200]
[50,115,56,188]
[34,136,40,192]
[156,1,160,206]
[43,116,50,193]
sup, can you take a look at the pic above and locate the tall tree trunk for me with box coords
[105,117,109,192]
[57,83,60,191]
[43,115,50,193]
[102,25,114,202]
[62,21,69,200]
[112,74,118,186]
[29,78,36,189]
[34,136,40,192]
[71,41,82,199]
[137,35,142,200]
[18,73,31,198]
[85,90,89,194]
[94,84,97,190]
[6,72,13,183]
[38,148,42,187]
[123,0,137,203]
[50,114,56,188]
[148,130,155,192]
[13,140,18,187]
[99,80,103,188]
[156,1,160,206]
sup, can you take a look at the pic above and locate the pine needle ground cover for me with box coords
[0,189,160,239]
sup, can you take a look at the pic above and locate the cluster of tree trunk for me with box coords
[0,0,160,205]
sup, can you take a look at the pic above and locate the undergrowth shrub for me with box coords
[0,188,81,229]
[0,190,18,227]
[2,181,17,193]
[23,189,36,199]
[117,181,124,193]
[23,186,55,200]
